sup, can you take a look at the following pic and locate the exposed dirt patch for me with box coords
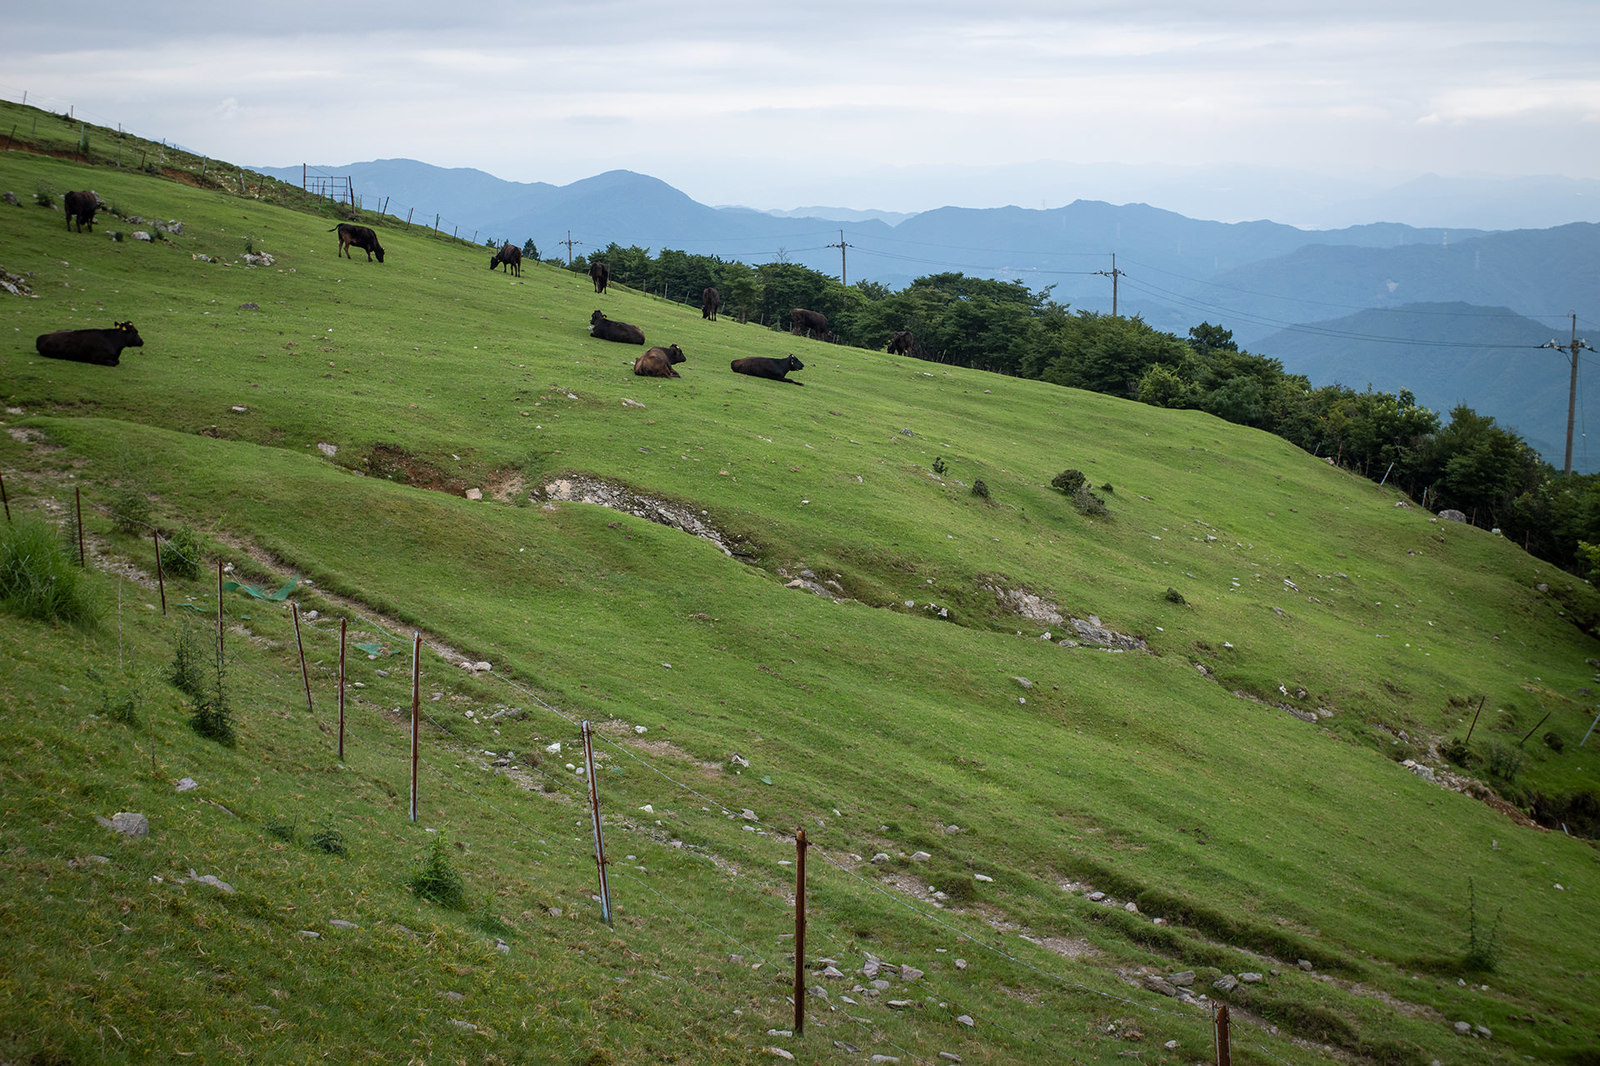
[364,444,467,495]
[485,469,524,502]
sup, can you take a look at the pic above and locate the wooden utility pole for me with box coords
[561,230,583,267]
[1096,253,1124,316]
[1542,315,1594,475]
[827,230,850,287]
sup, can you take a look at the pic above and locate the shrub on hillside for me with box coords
[407,834,465,909]
[0,516,102,626]
[1073,487,1109,516]
[971,479,990,499]
[1051,469,1086,495]
[109,487,152,536]
[1482,740,1525,783]
[159,526,204,579]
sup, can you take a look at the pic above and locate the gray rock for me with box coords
[174,778,198,792]
[132,231,152,242]
[954,958,967,970]
[763,1048,794,1060]
[1142,975,1179,997]
[1125,901,1139,914]
[108,812,149,837]
[188,869,233,893]
[956,1014,975,1027]
[1212,975,1238,992]
[1439,509,1468,523]
[729,753,751,768]
[1453,1021,1471,1036]
[1087,891,1106,902]
[870,1056,901,1063]
[1474,1025,1492,1039]
[821,965,844,979]
[1239,972,1264,983]
[900,965,924,981]
[2,192,18,206]
[939,1054,963,1063]
[329,920,359,930]
[887,999,915,1009]
[1298,959,1314,971]
[441,990,465,1003]
[1012,676,1033,689]
[1169,970,1195,986]
[870,852,891,864]
[910,851,931,862]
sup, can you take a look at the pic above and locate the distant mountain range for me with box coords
[256,159,1600,471]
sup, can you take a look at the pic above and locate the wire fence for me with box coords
[0,467,1325,1063]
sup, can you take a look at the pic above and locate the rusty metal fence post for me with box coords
[582,720,613,926]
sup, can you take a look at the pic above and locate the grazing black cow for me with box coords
[332,223,385,263]
[701,286,720,321]
[731,354,804,385]
[790,307,831,342]
[590,309,645,344]
[64,190,100,233]
[634,344,686,378]
[490,244,522,277]
[590,261,610,294]
[887,330,914,356]
[35,321,144,366]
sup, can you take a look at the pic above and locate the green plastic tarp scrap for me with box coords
[222,576,300,602]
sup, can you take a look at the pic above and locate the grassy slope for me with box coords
[2,144,1598,1066]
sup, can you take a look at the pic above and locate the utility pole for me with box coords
[828,229,850,287]
[560,229,582,267]
[1541,314,1594,475]
[1096,253,1124,316]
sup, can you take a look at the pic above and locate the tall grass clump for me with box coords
[159,526,204,579]
[0,515,102,626]
[1461,878,1503,973]
[406,834,466,909]
[170,623,232,745]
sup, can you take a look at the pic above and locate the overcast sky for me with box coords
[4,1,1598,223]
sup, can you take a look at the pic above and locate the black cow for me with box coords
[35,321,144,366]
[790,307,831,342]
[590,261,610,294]
[332,223,385,263]
[64,190,100,233]
[590,309,645,344]
[634,344,686,378]
[701,286,720,321]
[731,354,804,385]
[490,244,522,277]
[887,330,914,356]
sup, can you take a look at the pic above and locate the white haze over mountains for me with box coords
[3,1,1598,228]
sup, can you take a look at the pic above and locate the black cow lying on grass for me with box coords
[634,344,686,377]
[332,223,385,262]
[35,321,144,366]
[590,310,645,344]
[490,244,522,276]
[731,354,804,385]
[64,190,100,233]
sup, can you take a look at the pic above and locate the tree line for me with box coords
[531,241,1600,591]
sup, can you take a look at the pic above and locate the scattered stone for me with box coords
[1213,975,1238,992]
[900,965,924,981]
[441,990,465,1003]
[490,938,509,954]
[132,231,152,242]
[329,920,359,930]
[1124,901,1139,914]
[741,809,758,821]
[910,851,931,862]
[1298,959,1314,972]
[1439,509,1468,523]
[1142,975,1179,997]
[954,958,967,970]
[834,1042,860,1053]
[1239,972,1264,983]
[1012,676,1033,689]
[175,777,198,792]
[465,488,483,500]
[821,965,844,979]
[1474,1025,1492,1039]
[939,1054,963,1063]
[105,812,149,837]
[870,1056,900,1063]
[887,999,916,1009]
[316,442,337,457]
[1453,1021,1471,1036]
[1169,971,1194,986]
[870,852,891,864]
[449,1019,477,1032]
[974,873,993,883]
[767,1029,792,1037]
[1087,891,1105,902]
[729,753,751,767]
[763,1048,794,1061]
[956,1014,975,1027]
[299,930,320,938]
[188,869,234,893]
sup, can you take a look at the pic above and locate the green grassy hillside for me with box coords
[2,143,1598,1066]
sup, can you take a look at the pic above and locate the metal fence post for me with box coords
[582,720,613,926]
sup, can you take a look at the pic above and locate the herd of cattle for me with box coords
[32,196,913,384]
